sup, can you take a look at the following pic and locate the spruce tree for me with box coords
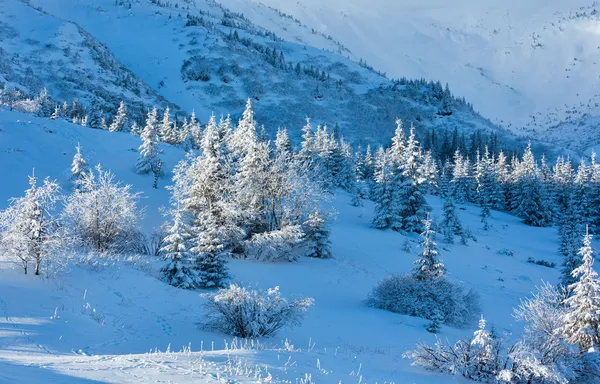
[560,229,600,352]
[109,101,128,132]
[191,214,230,289]
[304,209,332,259]
[413,217,445,281]
[441,197,464,244]
[160,209,197,289]
[136,107,161,174]
[395,125,430,233]
[71,143,88,184]
[371,148,396,229]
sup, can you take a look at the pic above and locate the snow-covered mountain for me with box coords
[1,0,538,151]
[221,0,600,153]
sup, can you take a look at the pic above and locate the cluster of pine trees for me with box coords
[148,100,333,289]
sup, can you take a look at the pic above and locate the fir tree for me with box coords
[413,217,445,281]
[136,107,161,174]
[191,214,230,289]
[304,209,332,259]
[560,229,600,352]
[160,209,197,289]
[371,148,396,229]
[109,101,128,132]
[71,143,88,185]
[441,197,464,244]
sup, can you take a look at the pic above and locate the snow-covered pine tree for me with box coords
[189,110,202,149]
[441,197,464,244]
[371,147,397,229]
[512,143,553,227]
[303,209,332,259]
[160,107,172,141]
[449,150,470,204]
[136,107,161,174]
[395,125,430,233]
[109,101,128,132]
[560,202,585,287]
[51,105,60,120]
[71,143,88,185]
[470,316,500,380]
[413,217,445,281]
[191,213,230,289]
[560,229,600,352]
[160,209,197,289]
[130,121,141,136]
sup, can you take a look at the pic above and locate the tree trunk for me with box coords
[34,256,41,276]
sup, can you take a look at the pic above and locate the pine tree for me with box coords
[560,202,585,286]
[413,217,445,281]
[71,143,88,185]
[560,229,600,352]
[160,209,197,289]
[109,101,128,132]
[470,316,499,379]
[450,150,470,203]
[160,107,172,140]
[395,125,430,233]
[136,107,161,174]
[371,148,396,229]
[51,105,60,120]
[304,209,332,259]
[191,214,230,289]
[441,197,464,244]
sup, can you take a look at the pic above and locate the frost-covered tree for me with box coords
[560,230,600,353]
[395,125,430,232]
[413,217,445,281]
[371,147,397,229]
[71,143,88,185]
[0,173,61,275]
[441,197,464,244]
[560,204,585,287]
[303,209,332,259]
[450,150,471,203]
[136,107,161,174]
[470,316,501,380]
[108,101,127,132]
[160,209,197,289]
[63,165,142,253]
[51,105,60,120]
[191,214,230,289]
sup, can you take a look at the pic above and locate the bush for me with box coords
[202,284,313,338]
[243,225,304,262]
[366,274,481,327]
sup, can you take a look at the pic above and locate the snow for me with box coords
[0,108,573,382]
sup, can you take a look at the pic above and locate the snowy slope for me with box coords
[0,108,570,382]
[221,0,600,152]
[0,0,175,119]
[5,0,537,151]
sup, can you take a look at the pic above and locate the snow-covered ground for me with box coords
[0,109,569,382]
[221,0,600,152]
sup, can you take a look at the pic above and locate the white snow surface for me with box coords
[0,109,570,382]
[220,0,600,152]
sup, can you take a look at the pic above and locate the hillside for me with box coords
[0,108,570,383]
[221,0,600,153]
[1,0,531,150]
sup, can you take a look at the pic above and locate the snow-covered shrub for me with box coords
[404,317,503,381]
[366,274,480,327]
[62,165,143,253]
[243,225,304,262]
[203,284,314,338]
